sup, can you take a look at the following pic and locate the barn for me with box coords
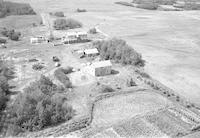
[82,60,112,77]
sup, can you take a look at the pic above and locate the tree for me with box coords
[88,28,97,34]
[10,32,20,41]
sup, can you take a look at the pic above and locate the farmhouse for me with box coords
[84,48,99,57]
[77,31,88,40]
[30,36,46,44]
[62,31,88,44]
[82,60,112,77]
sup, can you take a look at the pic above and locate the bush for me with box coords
[97,84,114,93]
[135,69,150,78]
[61,66,73,74]
[136,3,158,10]
[53,18,82,30]
[93,38,145,66]
[54,68,73,88]
[10,33,20,41]
[0,28,21,41]
[115,1,134,7]
[0,38,6,44]
[126,78,137,87]
[32,63,44,71]
[88,28,97,34]
[7,75,74,134]
[76,8,87,12]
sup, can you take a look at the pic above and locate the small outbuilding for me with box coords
[82,60,112,77]
[84,48,99,57]
[30,36,46,44]
[77,31,88,40]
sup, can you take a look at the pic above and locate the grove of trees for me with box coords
[53,18,82,30]
[93,38,145,67]
[0,1,36,18]
[6,75,74,136]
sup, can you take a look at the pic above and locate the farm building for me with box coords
[84,48,99,57]
[30,36,47,44]
[82,60,112,77]
[62,31,89,44]
[77,31,88,40]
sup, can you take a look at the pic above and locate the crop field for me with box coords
[144,107,200,137]
[89,107,200,138]
[91,91,173,128]
[113,117,167,138]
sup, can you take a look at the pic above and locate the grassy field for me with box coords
[0,15,41,29]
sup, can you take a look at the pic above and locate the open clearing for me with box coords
[9,0,200,106]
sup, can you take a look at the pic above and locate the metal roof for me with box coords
[91,60,112,68]
[84,48,99,55]
[77,31,87,35]
[66,31,87,36]
[66,32,77,36]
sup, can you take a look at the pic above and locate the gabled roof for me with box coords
[66,31,87,37]
[91,60,112,68]
[84,48,99,55]
[66,32,77,36]
[77,31,87,36]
